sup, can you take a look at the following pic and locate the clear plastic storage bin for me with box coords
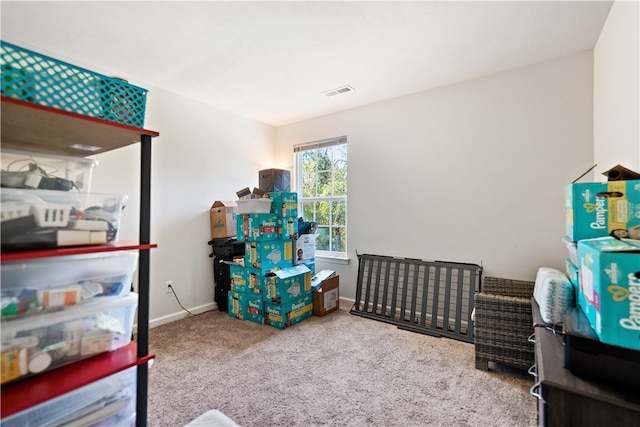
[1,365,137,427]
[1,188,127,250]
[1,293,138,384]
[237,198,272,214]
[1,251,138,320]
[1,149,98,192]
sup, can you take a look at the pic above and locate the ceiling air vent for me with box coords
[322,85,355,97]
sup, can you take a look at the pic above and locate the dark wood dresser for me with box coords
[531,303,640,426]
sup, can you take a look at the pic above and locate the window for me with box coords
[294,136,347,257]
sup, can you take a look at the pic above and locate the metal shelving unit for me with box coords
[1,96,159,426]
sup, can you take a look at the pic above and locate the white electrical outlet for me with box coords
[165,281,173,294]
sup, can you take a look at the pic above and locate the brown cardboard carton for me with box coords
[313,275,339,316]
[209,200,238,239]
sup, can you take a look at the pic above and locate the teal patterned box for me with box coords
[265,292,313,330]
[236,213,280,242]
[268,192,298,218]
[577,236,640,350]
[565,258,579,288]
[245,294,265,324]
[277,216,299,240]
[245,240,293,274]
[228,291,247,320]
[229,264,247,293]
[566,180,640,242]
[245,267,265,296]
[263,265,311,304]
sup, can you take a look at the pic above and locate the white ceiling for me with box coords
[1,1,613,127]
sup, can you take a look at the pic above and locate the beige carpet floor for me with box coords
[147,305,536,427]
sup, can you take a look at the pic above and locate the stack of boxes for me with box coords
[227,192,316,329]
[564,178,640,352]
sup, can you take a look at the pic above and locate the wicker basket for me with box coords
[474,277,535,371]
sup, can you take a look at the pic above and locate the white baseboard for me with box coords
[340,296,355,309]
[145,302,216,330]
[137,297,355,331]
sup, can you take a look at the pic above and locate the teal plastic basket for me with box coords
[1,41,147,128]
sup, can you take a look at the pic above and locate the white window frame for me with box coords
[294,136,348,261]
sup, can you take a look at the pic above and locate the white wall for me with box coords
[91,51,598,323]
[90,34,636,323]
[90,87,275,326]
[594,0,640,173]
[276,53,594,302]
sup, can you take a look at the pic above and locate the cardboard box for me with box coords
[563,236,578,266]
[244,240,293,274]
[294,234,316,266]
[227,291,247,320]
[265,293,313,329]
[259,168,291,193]
[245,267,265,296]
[313,275,340,316]
[245,294,265,324]
[577,237,640,350]
[209,201,238,239]
[236,213,280,242]
[565,180,640,242]
[303,262,316,275]
[565,258,579,288]
[236,187,252,199]
[268,192,298,218]
[277,216,299,240]
[229,264,247,293]
[263,265,311,304]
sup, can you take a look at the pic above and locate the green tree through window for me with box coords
[294,137,347,256]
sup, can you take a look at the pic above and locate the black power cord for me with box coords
[167,284,195,317]
[168,285,217,317]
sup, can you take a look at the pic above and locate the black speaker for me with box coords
[259,168,290,192]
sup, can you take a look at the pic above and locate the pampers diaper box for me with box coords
[263,264,311,304]
[268,192,298,218]
[245,294,265,325]
[577,237,640,350]
[228,291,248,320]
[264,293,313,330]
[229,264,247,293]
[244,240,293,274]
[565,180,640,242]
[235,213,280,242]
